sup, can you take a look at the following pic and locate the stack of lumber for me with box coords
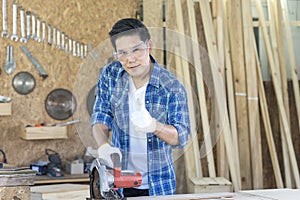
[142,0,300,192]
[30,184,89,200]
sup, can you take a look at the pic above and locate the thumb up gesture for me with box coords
[130,97,156,133]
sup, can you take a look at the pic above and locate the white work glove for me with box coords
[130,98,156,133]
[97,143,122,168]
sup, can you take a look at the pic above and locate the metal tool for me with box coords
[0,95,12,103]
[1,0,9,38]
[10,2,18,41]
[55,119,81,127]
[52,26,56,46]
[61,32,65,50]
[21,45,48,79]
[4,45,16,74]
[26,11,31,39]
[31,12,36,39]
[88,153,142,199]
[45,88,77,120]
[64,35,69,53]
[12,71,36,95]
[68,38,72,54]
[77,42,81,57]
[41,21,46,43]
[47,24,51,45]
[56,29,60,49]
[72,40,76,56]
[19,7,27,43]
[35,17,41,42]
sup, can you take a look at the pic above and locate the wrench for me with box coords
[35,17,41,42]
[1,0,9,38]
[10,2,18,41]
[84,44,88,58]
[61,32,65,50]
[56,29,60,49]
[47,24,51,45]
[26,11,31,39]
[69,38,73,55]
[72,40,76,56]
[4,45,16,74]
[80,43,84,59]
[41,21,46,43]
[19,7,27,43]
[77,42,81,57]
[31,12,36,39]
[52,26,56,46]
[64,35,69,53]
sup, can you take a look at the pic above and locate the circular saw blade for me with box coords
[12,71,36,95]
[90,168,102,199]
[86,84,97,116]
[45,88,77,120]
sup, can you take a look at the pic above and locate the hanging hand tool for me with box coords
[21,45,48,79]
[10,2,18,41]
[4,45,16,74]
[1,0,9,38]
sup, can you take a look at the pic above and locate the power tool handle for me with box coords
[111,153,121,168]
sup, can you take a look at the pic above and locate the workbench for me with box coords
[127,188,300,199]
[33,173,89,185]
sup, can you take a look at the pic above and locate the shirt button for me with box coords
[148,139,152,142]
[146,101,149,104]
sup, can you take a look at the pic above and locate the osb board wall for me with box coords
[0,0,139,166]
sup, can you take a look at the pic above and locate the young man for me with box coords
[91,18,190,197]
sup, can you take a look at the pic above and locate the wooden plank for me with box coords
[242,0,263,189]
[253,34,284,188]
[30,184,89,200]
[198,0,241,191]
[227,0,252,190]
[269,0,292,188]
[186,0,216,178]
[143,0,164,64]
[174,0,203,192]
[254,0,300,188]
[217,0,239,180]
[279,0,300,147]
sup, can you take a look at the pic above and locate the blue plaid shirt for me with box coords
[91,56,190,196]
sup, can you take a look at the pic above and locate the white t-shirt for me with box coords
[128,77,149,189]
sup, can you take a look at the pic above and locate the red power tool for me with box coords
[88,153,142,199]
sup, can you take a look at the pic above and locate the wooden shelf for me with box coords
[21,126,68,140]
[0,102,12,116]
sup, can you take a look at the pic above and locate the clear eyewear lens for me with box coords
[114,41,148,61]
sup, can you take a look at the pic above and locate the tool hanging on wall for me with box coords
[12,71,36,95]
[21,45,48,79]
[4,45,16,74]
[45,88,77,120]
[1,0,9,38]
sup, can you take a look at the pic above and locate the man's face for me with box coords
[115,35,152,79]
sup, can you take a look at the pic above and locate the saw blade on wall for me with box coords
[12,71,36,95]
[45,88,77,120]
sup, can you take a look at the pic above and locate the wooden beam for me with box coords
[279,0,300,145]
[253,34,284,189]
[227,0,252,190]
[269,0,292,188]
[186,0,216,178]
[242,0,263,189]
[254,0,300,188]
[174,0,203,192]
[198,0,241,191]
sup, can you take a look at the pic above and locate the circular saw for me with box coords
[88,154,142,199]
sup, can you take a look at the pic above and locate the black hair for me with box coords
[109,18,151,51]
